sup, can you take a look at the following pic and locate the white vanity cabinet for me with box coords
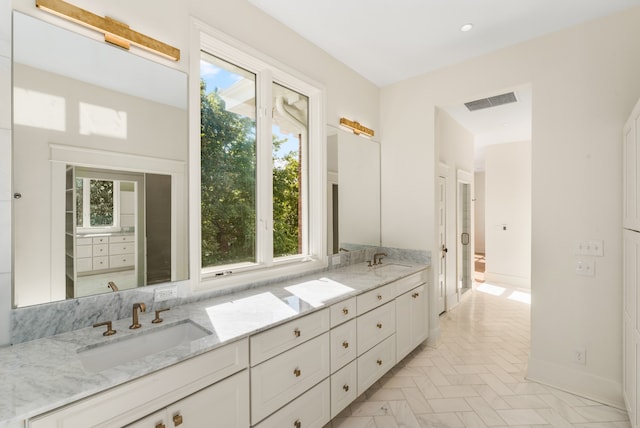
[28,339,249,428]
[395,271,429,361]
[126,370,249,428]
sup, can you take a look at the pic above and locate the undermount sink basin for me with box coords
[372,263,412,273]
[78,320,211,373]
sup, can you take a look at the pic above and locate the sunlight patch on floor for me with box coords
[508,290,531,305]
[476,283,506,296]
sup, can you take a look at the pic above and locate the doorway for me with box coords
[457,170,473,296]
[437,175,447,315]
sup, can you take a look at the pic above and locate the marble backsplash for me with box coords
[10,246,430,344]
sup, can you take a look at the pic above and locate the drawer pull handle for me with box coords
[342,307,349,315]
[342,341,349,349]
[294,367,301,377]
[173,414,183,426]
[156,424,166,428]
[412,292,420,298]
[377,323,382,329]
[294,420,302,428]
[377,294,382,300]
[294,328,301,337]
[377,359,383,366]
[343,384,349,392]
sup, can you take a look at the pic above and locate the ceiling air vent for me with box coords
[464,92,517,111]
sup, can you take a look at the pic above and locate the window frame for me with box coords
[190,19,327,291]
[75,177,121,232]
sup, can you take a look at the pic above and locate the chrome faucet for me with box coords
[373,252,387,265]
[130,302,146,329]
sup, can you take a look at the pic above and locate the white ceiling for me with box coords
[249,0,639,170]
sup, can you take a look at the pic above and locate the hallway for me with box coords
[327,284,629,427]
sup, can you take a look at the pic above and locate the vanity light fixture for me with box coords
[339,117,375,138]
[35,0,180,61]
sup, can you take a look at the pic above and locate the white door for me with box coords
[437,176,447,314]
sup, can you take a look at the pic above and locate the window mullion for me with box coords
[256,69,274,266]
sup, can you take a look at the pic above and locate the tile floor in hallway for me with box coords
[325,283,630,428]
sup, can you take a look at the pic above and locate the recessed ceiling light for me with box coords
[460,23,474,32]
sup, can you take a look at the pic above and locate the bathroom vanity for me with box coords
[0,260,429,428]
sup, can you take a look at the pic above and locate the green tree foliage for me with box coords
[200,80,301,267]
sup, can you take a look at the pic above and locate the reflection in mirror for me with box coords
[327,125,381,254]
[12,12,188,307]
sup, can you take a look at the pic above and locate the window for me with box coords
[76,178,119,229]
[194,23,325,285]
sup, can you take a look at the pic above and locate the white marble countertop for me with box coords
[0,260,427,427]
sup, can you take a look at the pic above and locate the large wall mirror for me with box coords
[12,12,188,307]
[327,125,381,254]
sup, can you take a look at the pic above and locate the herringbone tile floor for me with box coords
[326,283,629,427]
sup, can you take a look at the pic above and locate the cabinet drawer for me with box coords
[76,258,93,273]
[110,243,134,255]
[110,234,134,243]
[357,301,396,355]
[357,334,396,395]
[93,244,108,256]
[254,378,330,428]
[76,237,92,246]
[330,297,356,327]
[395,271,426,295]
[76,245,92,258]
[357,283,396,315]
[251,333,330,424]
[92,236,109,245]
[92,256,109,270]
[110,254,135,268]
[331,360,357,418]
[330,319,356,373]
[250,309,329,365]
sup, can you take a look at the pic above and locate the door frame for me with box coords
[456,169,474,299]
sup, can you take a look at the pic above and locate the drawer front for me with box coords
[330,360,357,418]
[395,271,427,295]
[93,244,108,256]
[250,309,329,365]
[110,234,134,243]
[110,254,135,268]
[251,333,330,424]
[92,236,109,245]
[357,302,396,355]
[76,237,92,246]
[109,243,134,255]
[76,258,93,272]
[92,256,109,270]
[357,283,397,315]
[330,297,356,327]
[254,378,330,428]
[76,245,93,258]
[330,319,356,373]
[357,334,396,395]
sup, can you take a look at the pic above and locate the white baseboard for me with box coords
[484,271,530,288]
[527,355,625,409]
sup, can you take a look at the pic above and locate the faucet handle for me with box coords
[152,308,170,324]
[93,321,116,336]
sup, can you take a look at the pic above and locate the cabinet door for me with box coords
[396,284,428,362]
[126,371,249,428]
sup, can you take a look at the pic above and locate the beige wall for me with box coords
[485,142,531,288]
[381,7,640,406]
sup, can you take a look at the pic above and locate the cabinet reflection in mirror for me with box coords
[66,167,172,299]
[12,11,188,307]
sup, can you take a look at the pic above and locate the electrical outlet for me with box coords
[154,285,178,302]
[575,260,595,277]
[574,348,586,365]
[574,240,604,256]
